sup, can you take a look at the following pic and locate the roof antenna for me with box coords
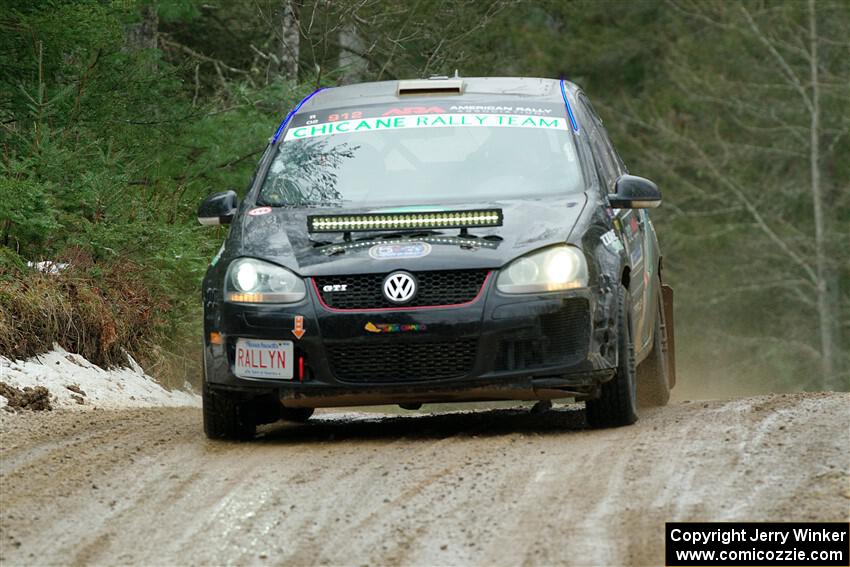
[454,69,460,78]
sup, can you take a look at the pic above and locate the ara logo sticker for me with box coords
[382,106,446,116]
[600,230,624,252]
[364,322,428,334]
[248,207,272,216]
[322,284,348,292]
[369,242,432,260]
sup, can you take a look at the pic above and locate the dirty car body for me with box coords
[198,77,675,439]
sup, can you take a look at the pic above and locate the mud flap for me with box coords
[661,284,676,388]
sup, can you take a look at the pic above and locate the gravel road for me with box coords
[1,392,848,566]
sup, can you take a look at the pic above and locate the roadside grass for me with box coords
[0,248,202,390]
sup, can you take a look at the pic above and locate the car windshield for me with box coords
[258,103,583,208]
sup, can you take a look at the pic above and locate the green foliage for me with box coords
[0,165,59,251]
[0,0,846,392]
[0,0,281,377]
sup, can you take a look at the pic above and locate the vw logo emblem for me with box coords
[383,272,417,304]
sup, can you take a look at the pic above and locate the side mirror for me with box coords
[198,190,238,226]
[609,175,662,209]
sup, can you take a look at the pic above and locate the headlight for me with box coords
[225,258,306,303]
[496,245,588,293]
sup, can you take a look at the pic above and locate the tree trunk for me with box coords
[279,0,300,80]
[338,22,366,84]
[124,4,158,51]
[807,0,841,388]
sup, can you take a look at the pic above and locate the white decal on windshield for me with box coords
[283,113,569,142]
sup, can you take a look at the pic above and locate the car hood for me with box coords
[231,194,589,276]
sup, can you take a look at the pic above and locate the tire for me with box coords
[203,382,257,440]
[586,285,638,428]
[637,279,671,407]
[280,407,314,423]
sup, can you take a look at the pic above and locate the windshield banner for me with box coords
[283,113,569,142]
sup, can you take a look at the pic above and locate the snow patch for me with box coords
[0,347,199,410]
[26,260,69,274]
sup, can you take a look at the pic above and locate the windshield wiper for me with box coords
[350,228,504,243]
[312,231,439,248]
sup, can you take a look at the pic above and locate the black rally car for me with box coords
[198,76,676,439]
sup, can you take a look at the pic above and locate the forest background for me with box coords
[1,0,847,395]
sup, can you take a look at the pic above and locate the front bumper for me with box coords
[203,275,619,407]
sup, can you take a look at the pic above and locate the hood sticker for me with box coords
[322,236,497,256]
[369,241,432,260]
[248,206,272,216]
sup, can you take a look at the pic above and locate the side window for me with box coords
[578,93,624,192]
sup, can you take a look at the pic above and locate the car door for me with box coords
[619,208,652,355]
[576,93,652,354]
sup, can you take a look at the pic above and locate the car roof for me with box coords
[298,77,581,113]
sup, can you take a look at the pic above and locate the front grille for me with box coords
[328,339,478,383]
[314,270,489,310]
[496,299,590,371]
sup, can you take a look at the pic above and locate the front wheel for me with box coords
[203,383,257,440]
[586,285,638,428]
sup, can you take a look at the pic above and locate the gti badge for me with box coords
[322,284,348,292]
[382,271,417,303]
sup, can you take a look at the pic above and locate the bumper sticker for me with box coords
[365,322,428,334]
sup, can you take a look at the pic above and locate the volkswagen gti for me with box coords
[198,76,676,439]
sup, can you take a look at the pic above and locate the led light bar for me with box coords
[307,209,503,233]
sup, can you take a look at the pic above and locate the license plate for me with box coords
[234,339,294,380]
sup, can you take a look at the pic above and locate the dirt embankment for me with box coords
[1,392,848,566]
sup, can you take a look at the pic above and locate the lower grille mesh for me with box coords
[328,339,477,383]
[496,299,590,371]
